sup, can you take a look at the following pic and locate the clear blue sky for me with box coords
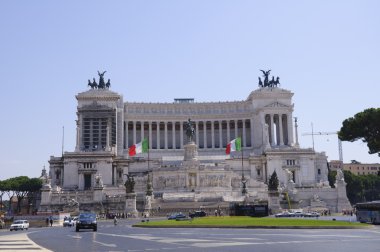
[0,0,379,180]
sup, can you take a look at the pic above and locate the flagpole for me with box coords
[241,134,247,195]
[147,136,150,172]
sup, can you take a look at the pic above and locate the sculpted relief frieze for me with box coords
[199,174,230,187]
[125,102,252,117]
[154,175,186,189]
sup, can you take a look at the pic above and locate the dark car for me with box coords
[76,213,97,232]
[189,211,207,218]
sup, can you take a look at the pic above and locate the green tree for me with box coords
[1,178,15,212]
[268,170,279,191]
[0,180,5,212]
[343,171,364,204]
[328,170,337,188]
[1,176,43,214]
[25,178,42,214]
[339,108,380,156]
[11,176,30,213]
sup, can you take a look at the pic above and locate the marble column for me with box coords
[133,121,136,144]
[195,121,199,145]
[287,114,294,146]
[219,120,222,149]
[157,122,160,149]
[141,121,144,142]
[270,114,275,146]
[227,120,230,142]
[203,121,207,149]
[125,121,128,150]
[180,121,183,147]
[75,120,80,151]
[164,121,168,149]
[279,115,284,145]
[149,122,152,150]
[234,120,238,139]
[172,121,176,149]
[242,119,246,147]
[211,121,215,148]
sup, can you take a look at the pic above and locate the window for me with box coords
[286,160,296,166]
[318,169,321,175]
[84,163,93,169]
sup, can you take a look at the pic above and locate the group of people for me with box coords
[214,208,223,216]
[45,216,53,227]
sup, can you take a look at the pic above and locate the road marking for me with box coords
[97,231,379,249]
[93,240,117,247]
[0,232,52,252]
[67,235,82,239]
[229,237,265,240]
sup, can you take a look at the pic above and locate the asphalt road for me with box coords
[1,219,379,252]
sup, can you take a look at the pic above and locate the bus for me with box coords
[355,201,380,224]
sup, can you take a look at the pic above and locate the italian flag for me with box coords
[129,138,149,156]
[226,137,241,154]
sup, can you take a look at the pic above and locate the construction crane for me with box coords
[302,130,343,162]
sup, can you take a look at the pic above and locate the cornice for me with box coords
[76,89,121,101]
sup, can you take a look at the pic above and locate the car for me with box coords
[189,211,207,218]
[292,210,304,217]
[63,217,75,227]
[275,211,292,218]
[10,220,29,231]
[304,212,320,218]
[76,213,97,232]
[167,213,186,220]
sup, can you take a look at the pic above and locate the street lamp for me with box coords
[241,174,247,195]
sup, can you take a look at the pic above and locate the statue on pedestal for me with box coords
[185,118,195,143]
[95,174,104,187]
[125,174,135,193]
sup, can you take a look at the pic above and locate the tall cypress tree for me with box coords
[268,171,279,191]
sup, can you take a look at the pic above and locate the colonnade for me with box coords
[125,119,253,150]
[264,113,294,146]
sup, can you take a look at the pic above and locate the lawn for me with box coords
[134,216,370,228]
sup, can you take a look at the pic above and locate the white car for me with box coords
[63,218,75,227]
[10,220,29,231]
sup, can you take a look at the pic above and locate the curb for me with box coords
[133,224,372,229]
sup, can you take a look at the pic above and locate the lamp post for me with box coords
[241,173,247,195]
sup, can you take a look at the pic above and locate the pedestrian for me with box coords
[49,217,53,227]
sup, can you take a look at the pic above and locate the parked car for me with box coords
[304,212,320,218]
[10,220,29,231]
[189,211,207,218]
[76,213,97,232]
[167,213,186,220]
[275,211,292,218]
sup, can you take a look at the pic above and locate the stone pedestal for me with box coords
[93,186,104,202]
[184,142,198,161]
[125,193,138,217]
[40,186,52,205]
[143,195,153,217]
[268,191,281,213]
[335,179,352,212]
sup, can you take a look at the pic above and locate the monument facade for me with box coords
[40,71,351,215]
